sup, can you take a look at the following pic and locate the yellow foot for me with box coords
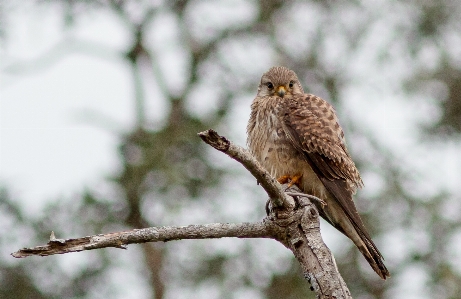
[277,174,303,187]
[277,175,291,184]
[287,174,303,188]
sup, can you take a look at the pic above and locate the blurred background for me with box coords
[1,0,461,298]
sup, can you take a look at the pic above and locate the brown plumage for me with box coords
[247,66,390,279]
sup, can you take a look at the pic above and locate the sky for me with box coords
[3,2,460,213]
[1,5,134,213]
[2,1,461,299]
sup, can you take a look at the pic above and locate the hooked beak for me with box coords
[276,86,286,98]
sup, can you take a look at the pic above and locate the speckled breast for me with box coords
[247,97,327,198]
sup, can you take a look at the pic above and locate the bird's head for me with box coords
[257,66,304,98]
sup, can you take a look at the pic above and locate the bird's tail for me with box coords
[356,237,390,280]
[327,211,390,279]
[314,185,390,279]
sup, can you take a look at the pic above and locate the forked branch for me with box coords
[12,129,351,299]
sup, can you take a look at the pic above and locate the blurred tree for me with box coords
[2,0,461,299]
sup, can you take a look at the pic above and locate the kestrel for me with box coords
[247,66,389,279]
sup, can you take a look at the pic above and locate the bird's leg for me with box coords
[277,174,303,187]
[277,175,292,184]
[287,173,303,188]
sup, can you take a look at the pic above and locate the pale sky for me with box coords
[1,6,133,213]
[2,2,461,299]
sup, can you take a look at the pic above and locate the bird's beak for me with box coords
[277,86,286,98]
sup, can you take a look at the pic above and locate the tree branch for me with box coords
[12,130,352,298]
[198,129,351,298]
[278,194,351,298]
[198,129,294,209]
[11,222,270,258]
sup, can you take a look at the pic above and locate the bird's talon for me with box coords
[277,174,303,188]
[277,175,291,185]
[287,174,303,188]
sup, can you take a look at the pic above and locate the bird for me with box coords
[246,66,390,279]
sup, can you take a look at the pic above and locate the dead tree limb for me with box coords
[198,129,294,209]
[12,129,352,299]
[11,222,271,257]
[199,129,351,298]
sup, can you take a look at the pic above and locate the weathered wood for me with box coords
[12,130,352,298]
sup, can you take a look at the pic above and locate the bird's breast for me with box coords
[247,98,327,198]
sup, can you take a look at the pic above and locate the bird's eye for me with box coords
[289,81,294,88]
[266,82,274,89]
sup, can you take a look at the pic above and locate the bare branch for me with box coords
[199,129,352,298]
[198,129,294,209]
[12,130,352,298]
[278,193,352,298]
[12,222,270,258]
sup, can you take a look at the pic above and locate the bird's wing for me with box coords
[277,94,377,247]
[278,94,362,186]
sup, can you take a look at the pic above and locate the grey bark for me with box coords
[12,129,352,299]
